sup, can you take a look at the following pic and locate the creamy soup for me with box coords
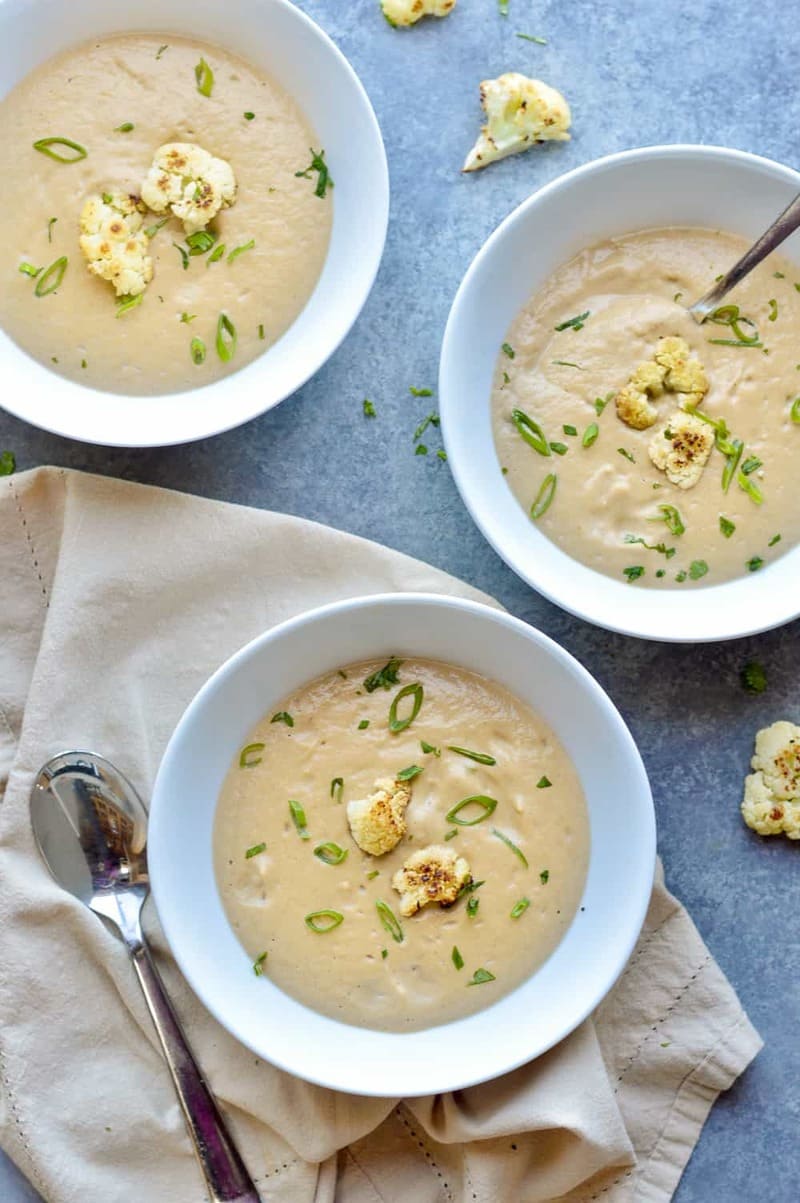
[493,228,800,587]
[214,657,589,1032]
[0,34,331,393]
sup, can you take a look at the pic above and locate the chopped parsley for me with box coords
[623,566,645,582]
[363,398,376,418]
[689,559,709,580]
[364,658,403,693]
[179,312,196,324]
[415,444,428,456]
[654,504,685,537]
[243,111,255,120]
[746,556,764,572]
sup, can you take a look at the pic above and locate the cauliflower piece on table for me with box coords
[615,337,708,431]
[140,143,237,236]
[462,74,570,173]
[79,191,153,298]
[647,409,714,489]
[742,721,800,839]
[391,845,472,917]
[347,777,412,856]
[382,0,456,26]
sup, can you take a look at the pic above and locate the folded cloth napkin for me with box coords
[0,468,761,1203]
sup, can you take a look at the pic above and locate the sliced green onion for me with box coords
[271,711,294,727]
[536,776,551,788]
[444,829,458,840]
[689,559,708,580]
[768,299,778,322]
[116,293,142,318]
[510,897,530,919]
[227,239,255,263]
[330,777,344,803]
[114,122,134,133]
[746,556,764,572]
[258,323,265,340]
[388,682,424,733]
[397,764,424,781]
[654,504,685,537]
[364,657,403,692]
[719,516,735,538]
[180,312,196,324]
[554,310,590,332]
[195,57,214,97]
[144,217,168,238]
[501,342,515,359]
[0,451,15,476]
[618,448,635,463]
[467,896,479,918]
[540,868,550,884]
[244,111,255,120]
[452,945,465,970]
[790,397,800,424]
[186,230,216,256]
[33,136,87,163]
[216,312,237,362]
[563,424,578,436]
[595,394,612,415]
[314,842,348,865]
[295,148,332,198]
[741,455,762,475]
[492,828,528,867]
[447,746,496,765]
[190,338,206,365]
[512,408,550,455]
[552,360,583,369]
[721,439,744,493]
[516,33,547,43]
[707,303,761,345]
[708,337,763,348]
[239,742,264,768]
[737,472,763,504]
[253,951,268,975]
[421,740,441,756]
[582,423,599,448]
[18,262,41,278]
[304,909,343,933]
[409,386,433,396]
[358,720,370,730]
[376,899,403,943]
[34,256,67,297]
[289,799,310,839]
[467,968,496,986]
[769,533,781,547]
[367,869,379,880]
[156,44,168,59]
[415,444,428,457]
[207,243,226,265]
[245,842,266,858]
[446,795,498,826]
[173,242,189,270]
[530,473,557,520]
[549,441,568,456]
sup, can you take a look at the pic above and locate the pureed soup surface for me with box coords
[214,658,589,1032]
[492,228,800,587]
[0,34,332,393]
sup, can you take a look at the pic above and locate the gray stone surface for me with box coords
[2,0,798,1198]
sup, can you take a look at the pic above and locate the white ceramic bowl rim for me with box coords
[440,144,800,643]
[149,592,656,1097]
[0,0,389,446]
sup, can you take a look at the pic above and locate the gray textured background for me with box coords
[2,1,798,1199]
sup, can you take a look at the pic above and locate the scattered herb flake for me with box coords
[239,742,264,768]
[452,946,465,970]
[330,777,344,803]
[554,310,590,332]
[180,312,196,324]
[0,451,16,476]
[156,44,168,59]
[536,776,551,789]
[397,764,424,782]
[768,533,781,546]
[295,148,332,199]
[409,386,433,397]
[47,217,57,242]
[245,842,266,859]
[227,239,255,264]
[510,897,531,918]
[741,661,767,694]
[746,555,764,572]
[253,951,268,976]
[768,299,778,322]
[114,122,134,133]
[358,720,370,730]
[244,111,255,120]
[582,422,599,448]
[623,566,645,583]
[719,516,736,538]
[563,424,578,436]
[364,658,403,693]
[516,33,547,43]
[540,869,550,884]
[195,57,214,98]
[271,711,294,727]
[467,896,479,917]
[363,398,376,418]
[415,444,428,456]
[501,342,515,359]
[689,559,709,580]
[467,968,496,986]
[618,448,635,463]
[421,740,441,756]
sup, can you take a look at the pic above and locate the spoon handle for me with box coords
[130,941,262,1202]
[689,191,800,321]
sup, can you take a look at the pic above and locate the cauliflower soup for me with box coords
[214,656,589,1032]
[0,33,332,394]
[492,228,800,587]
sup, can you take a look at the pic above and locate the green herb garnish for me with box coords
[512,408,550,456]
[653,504,685,537]
[18,262,41,278]
[741,661,767,694]
[239,742,264,768]
[115,294,142,318]
[737,472,763,504]
[706,303,761,346]
[530,472,557,519]
[114,122,134,133]
[623,566,645,582]
[244,111,255,120]
[397,764,424,782]
[675,570,687,582]
[563,424,578,436]
[289,799,310,839]
[516,33,547,43]
[409,386,433,396]
[295,148,332,198]
[768,299,778,322]
[207,243,226,265]
[594,394,612,415]
[721,439,744,493]
[330,777,344,803]
[363,398,376,418]
[554,310,590,332]
[34,256,67,297]
[156,44,168,59]
[510,898,530,918]
[540,869,550,884]
[768,533,781,546]
[376,899,403,943]
[0,451,15,476]
[552,360,583,369]
[304,909,343,933]
[271,711,294,727]
[195,57,214,97]
[253,951,268,975]
[314,842,348,866]
[689,559,709,580]
[415,445,428,456]
[467,896,479,917]
[47,217,57,242]
[190,338,206,365]
[258,324,265,340]
[618,448,635,463]
[446,795,498,826]
[388,682,424,733]
[719,516,735,538]
[790,397,800,423]
[180,312,196,323]
[144,217,168,238]
[549,441,568,456]
[447,746,496,765]
[452,946,465,970]
[741,455,762,475]
[437,449,448,462]
[33,137,87,163]
[216,312,237,362]
[624,534,676,559]
[228,239,255,264]
[746,556,764,572]
[536,776,551,788]
[413,413,440,441]
[467,968,496,986]
[245,842,266,859]
[421,740,441,756]
[364,658,403,692]
[173,242,189,270]
[501,342,515,359]
[582,423,599,448]
[492,828,528,868]
[186,230,217,256]
[358,720,370,730]
[367,870,379,880]
[444,829,458,840]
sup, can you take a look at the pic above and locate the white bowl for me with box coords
[0,0,388,447]
[440,145,800,642]
[149,593,655,1097]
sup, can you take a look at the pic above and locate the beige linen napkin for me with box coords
[0,468,761,1203]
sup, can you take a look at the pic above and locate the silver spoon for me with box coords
[688,191,800,322]
[30,751,262,1203]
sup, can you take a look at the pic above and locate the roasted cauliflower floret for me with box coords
[391,845,472,917]
[742,721,800,839]
[615,338,708,430]
[463,74,571,173]
[79,191,153,298]
[346,777,412,856]
[647,410,714,489]
[140,143,237,236]
[382,0,456,26]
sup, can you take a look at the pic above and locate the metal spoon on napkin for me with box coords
[30,751,262,1203]
[688,191,800,321]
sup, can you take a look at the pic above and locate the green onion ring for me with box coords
[512,408,551,456]
[388,682,424,733]
[313,842,348,866]
[376,899,404,943]
[304,909,343,933]
[33,137,87,163]
[216,312,237,362]
[445,794,498,826]
[530,473,557,519]
[34,256,68,297]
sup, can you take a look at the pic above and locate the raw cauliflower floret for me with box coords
[382,0,455,26]
[346,777,412,856]
[463,74,570,173]
[391,845,472,917]
[741,721,800,839]
[140,143,237,236]
[79,192,153,298]
[647,409,714,489]
[615,338,708,430]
